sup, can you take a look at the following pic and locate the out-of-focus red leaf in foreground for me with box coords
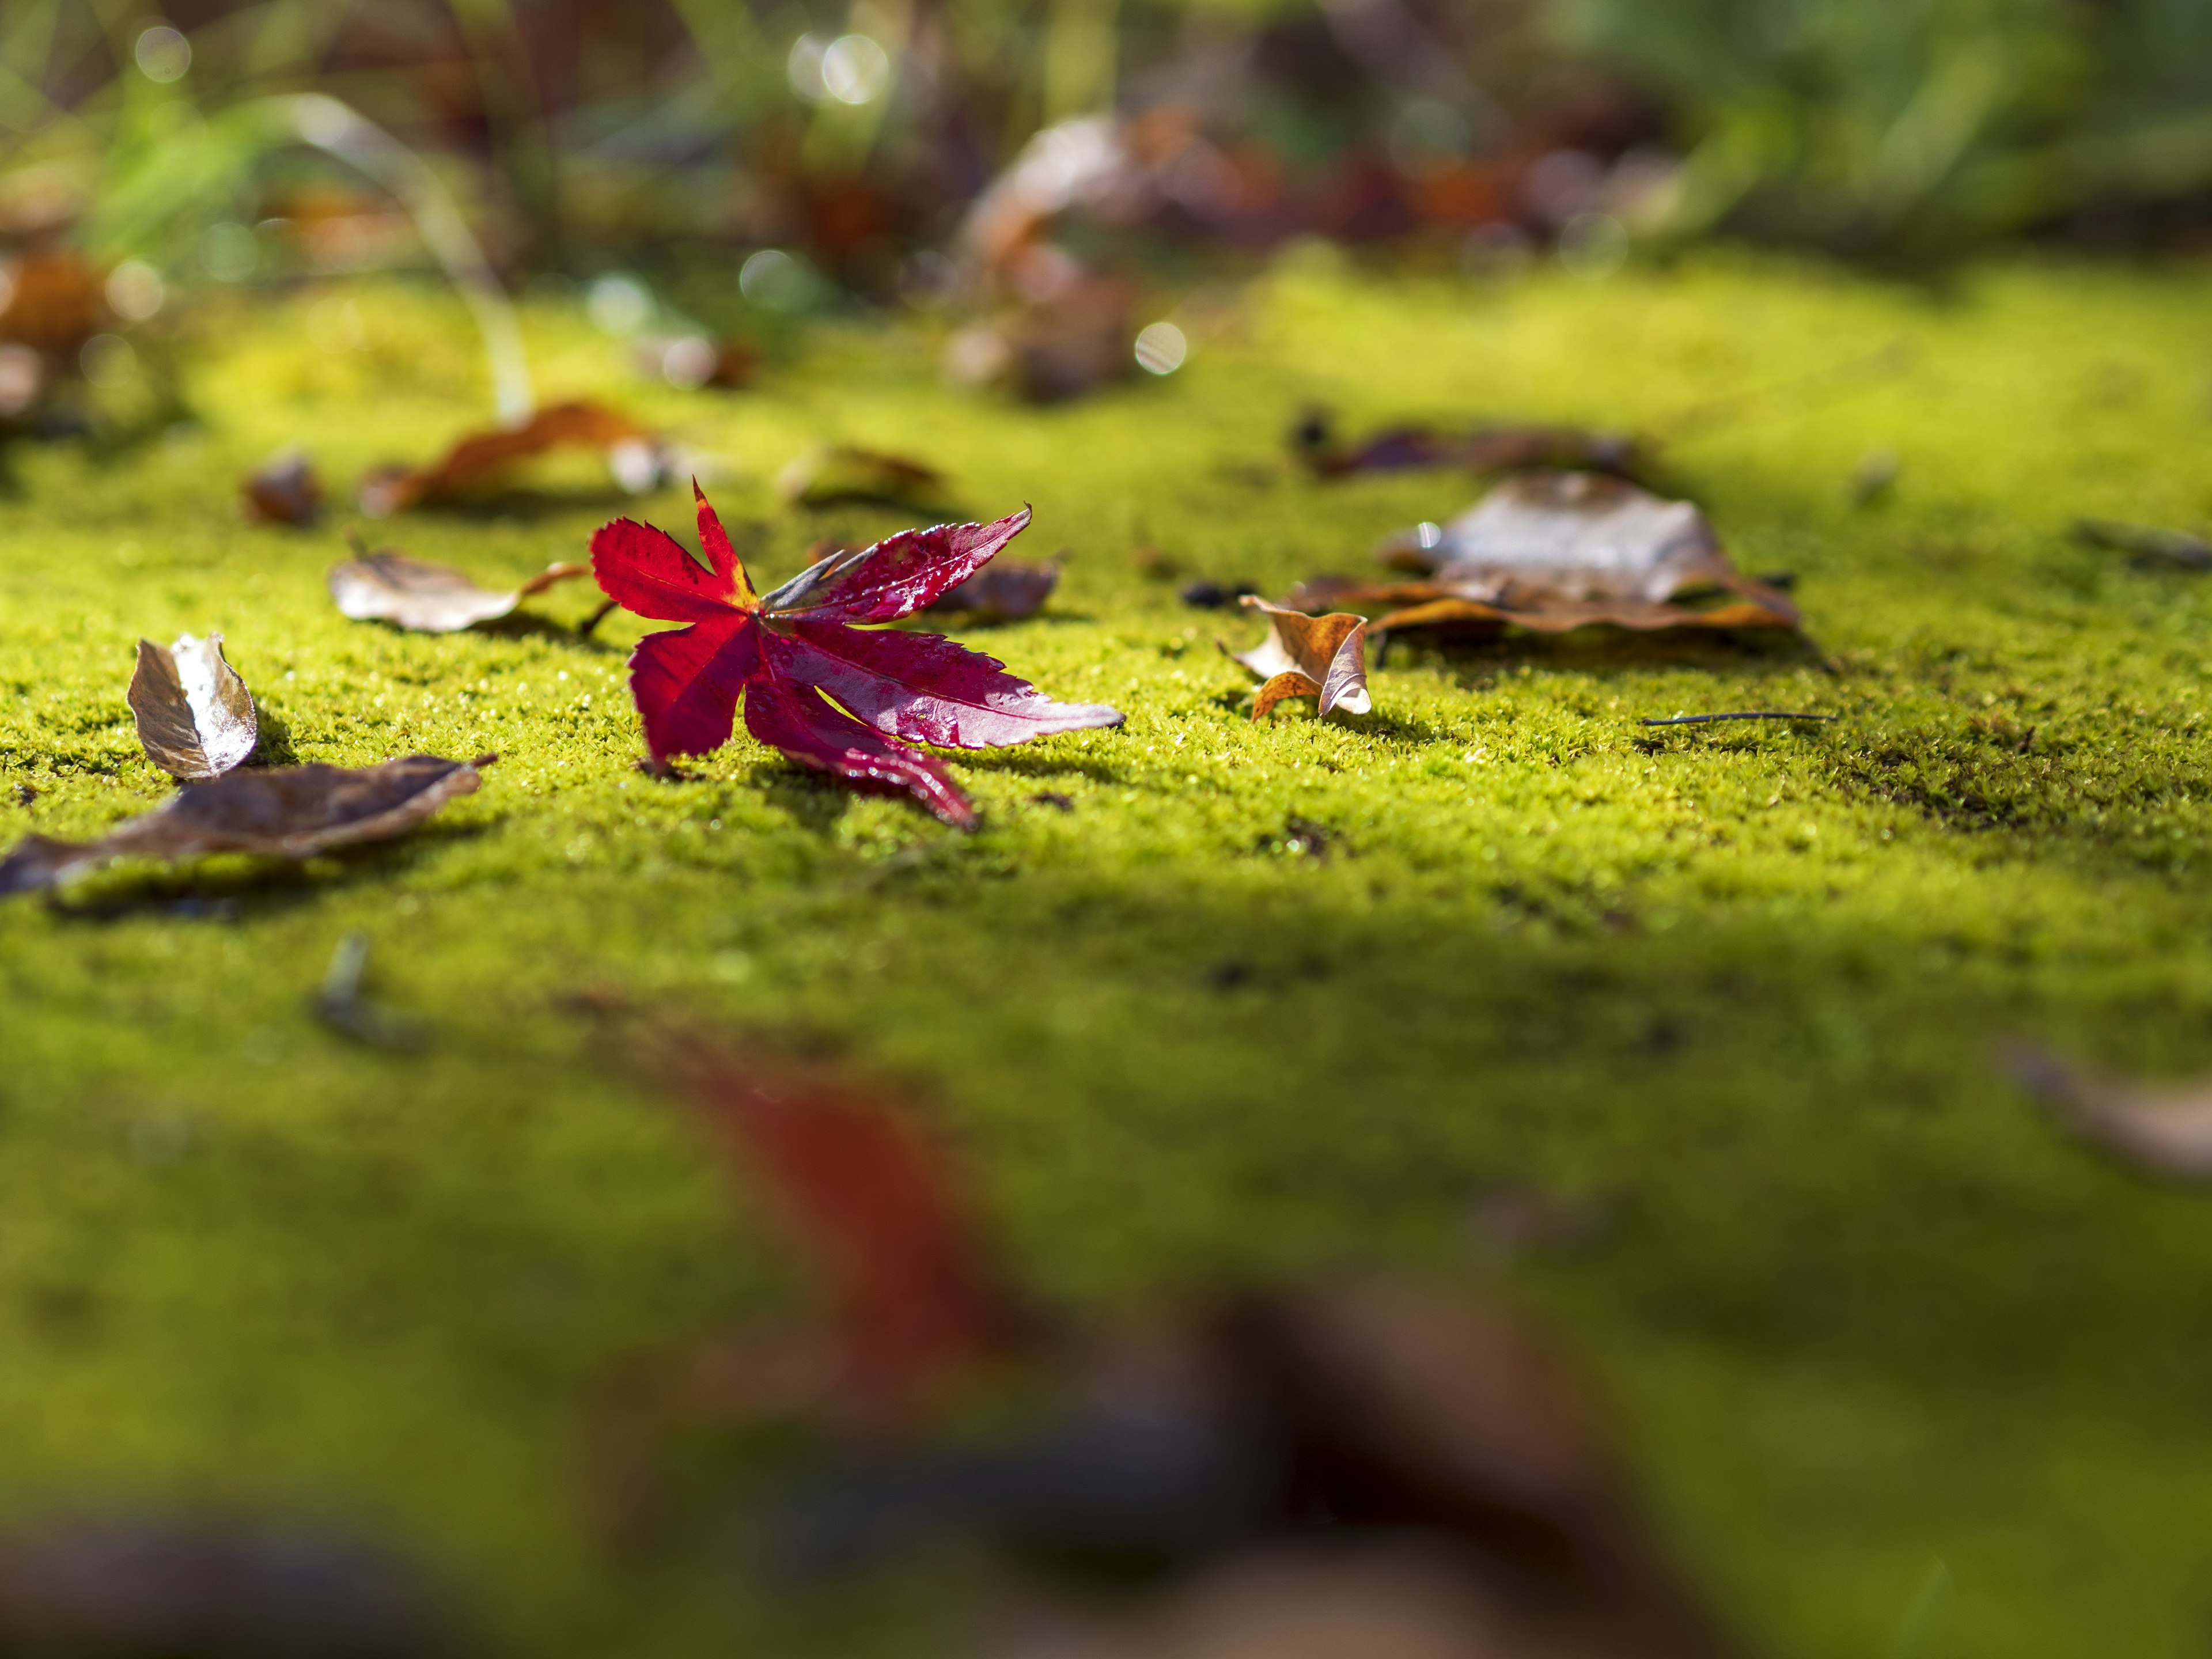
[659,1032,1028,1415]
[590,483,1122,827]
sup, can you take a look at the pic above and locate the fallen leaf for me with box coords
[1289,471,1799,637]
[636,332,757,390]
[2007,1045,2212,1181]
[128,632,257,781]
[777,444,955,513]
[312,932,427,1052]
[1223,596,1371,719]
[0,755,492,895]
[590,483,1122,828]
[2073,517,2212,570]
[923,560,1060,623]
[241,448,324,526]
[1292,408,1646,481]
[780,1281,1736,1657]
[358,399,666,516]
[659,1031,1028,1411]
[942,278,1137,404]
[0,1512,457,1658]
[1179,578,1257,610]
[328,544,588,632]
[0,249,104,357]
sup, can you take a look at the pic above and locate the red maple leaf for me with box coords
[590,484,1123,827]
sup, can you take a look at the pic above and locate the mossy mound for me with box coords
[3,249,2211,1657]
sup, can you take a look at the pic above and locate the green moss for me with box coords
[5,249,2212,1657]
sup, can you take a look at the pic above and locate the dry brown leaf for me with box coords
[1293,410,1646,482]
[1223,596,1370,719]
[0,755,492,895]
[777,444,954,512]
[943,278,1137,405]
[923,560,1060,623]
[0,249,104,356]
[1287,473,1798,638]
[358,400,666,516]
[128,634,257,781]
[241,449,323,527]
[2008,1046,2212,1180]
[328,547,588,633]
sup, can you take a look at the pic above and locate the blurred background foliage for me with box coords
[1,0,2209,435]
[1,0,2207,287]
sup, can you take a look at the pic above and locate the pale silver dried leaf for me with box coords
[128,632,257,781]
[328,551,586,633]
[1380,472,1734,603]
[0,754,493,895]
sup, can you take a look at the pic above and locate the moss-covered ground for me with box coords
[4,250,2212,1657]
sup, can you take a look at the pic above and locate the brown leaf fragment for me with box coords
[2008,1046,2212,1181]
[944,278,1137,404]
[0,755,492,896]
[1294,473,1798,638]
[0,1512,460,1659]
[2073,517,2212,570]
[358,399,665,516]
[1224,596,1370,719]
[1293,408,1647,482]
[777,444,954,512]
[637,332,757,390]
[128,634,257,781]
[923,560,1060,623]
[329,547,588,632]
[241,448,324,526]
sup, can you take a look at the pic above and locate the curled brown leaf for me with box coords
[328,547,588,632]
[0,754,493,895]
[1223,596,1370,719]
[358,399,666,516]
[128,633,257,781]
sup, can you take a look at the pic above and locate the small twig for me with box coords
[1638,711,1837,727]
[578,597,619,638]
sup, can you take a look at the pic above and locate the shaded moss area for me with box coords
[3,251,2212,1658]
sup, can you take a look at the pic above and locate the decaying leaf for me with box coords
[777,444,955,513]
[1223,596,1370,719]
[0,1512,457,1659]
[781,1281,1735,1657]
[241,448,324,527]
[0,755,492,895]
[2074,518,2212,570]
[923,560,1060,623]
[128,633,257,781]
[590,483,1120,828]
[1288,471,1799,637]
[1292,408,1645,482]
[635,332,757,391]
[358,399,668,516]
[658,1031,1029,1412]
[0,249,104,358]
[2008,1046,2212,1181]
[329,544,588,632]
[942,278,1135,405]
